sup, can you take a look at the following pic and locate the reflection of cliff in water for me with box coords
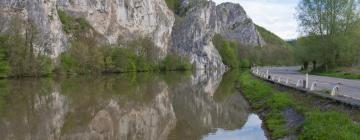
[0,75,176,140]
[167,70,250,140]
[0,71,250,140]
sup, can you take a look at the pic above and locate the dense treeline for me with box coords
[295,0,360,72]
[59,39,192,75]
[213,31,293,69]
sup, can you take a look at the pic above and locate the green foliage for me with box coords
[213,25,294,68]
[165,0,202,17]
[300,111,360,140]
[58,10,91,34]
[60,38,192,75]
[213,34,239,68]
[266,112,289,139]
[239,72,290,139]
[296,0,360,71]
[313,71,360,80]
[0,35,10,77]
[60,41,104,74]
[256,25,290,48]
[213,70,240,102]
[254,25,294,66]
[0,18,53,77]
[161,54,192,71]
[266,93,294,111]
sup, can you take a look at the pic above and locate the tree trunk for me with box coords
[303,61,309,71]
[312,60,317,71]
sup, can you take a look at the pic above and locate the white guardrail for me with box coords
[251,67,341,97]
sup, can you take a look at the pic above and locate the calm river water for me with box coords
[0,71,267,140]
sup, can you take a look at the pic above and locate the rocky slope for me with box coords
[0,0,264,70]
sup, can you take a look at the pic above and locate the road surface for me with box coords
[257,66,360,100]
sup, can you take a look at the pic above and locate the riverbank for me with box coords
[238,71,360,140]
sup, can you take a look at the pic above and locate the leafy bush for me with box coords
[58,10,91,34]
[0,21,53,77]
[59,41,105,74]
[213,34,239,68]
[161,54,192,71]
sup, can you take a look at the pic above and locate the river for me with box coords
[0,70,267,140]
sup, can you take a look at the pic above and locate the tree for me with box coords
[297,0,359,71]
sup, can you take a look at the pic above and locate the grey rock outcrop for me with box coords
[172,1,226,70]
[0,0,174,57]
[215,2,265,46]
[171,1,264,70]
[56,0,175,55]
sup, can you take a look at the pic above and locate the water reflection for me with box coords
[202,114,267,140]
[0,70,267,140]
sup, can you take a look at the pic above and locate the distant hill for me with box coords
[256,25,290,48]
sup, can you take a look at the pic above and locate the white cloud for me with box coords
[213,0,300,40]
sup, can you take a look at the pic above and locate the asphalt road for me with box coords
[257,66,360,100]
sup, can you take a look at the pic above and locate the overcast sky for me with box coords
[213,0,300,40]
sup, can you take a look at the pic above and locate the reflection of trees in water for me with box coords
[0,71,250,140]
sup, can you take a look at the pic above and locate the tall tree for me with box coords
[297,0,359,70]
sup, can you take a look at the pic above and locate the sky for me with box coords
[213,0,301,40]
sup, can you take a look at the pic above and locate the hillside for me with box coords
[256,25,290,48]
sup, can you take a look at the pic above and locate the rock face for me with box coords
[215,2,265,46]
[56,0,175,54]
[172,1,226,70]
[0,0,264,70]
[172,1,264,69]
[0,0,67,58]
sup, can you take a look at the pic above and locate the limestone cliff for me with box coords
[0,0,264,70]
[171,1,264,70]
[172,1,226,70]
[215,2,265,46]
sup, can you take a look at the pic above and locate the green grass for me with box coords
[300,111,360,140]
[239,72,290,139]
[314,72,360,80]
[239,71,360,139]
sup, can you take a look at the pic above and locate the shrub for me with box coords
[213,34,239,68]
[60,41,105,74]
[161,54,192,71]
[58,10,91,34]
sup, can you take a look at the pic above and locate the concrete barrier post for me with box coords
[310,82,317,91]
[305,73,309,89]
[296,79,302,87]
[331,85,340,96]
[286,78,289,84]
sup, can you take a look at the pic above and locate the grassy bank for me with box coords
[238,71,360,139]
[312,71,360,80]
